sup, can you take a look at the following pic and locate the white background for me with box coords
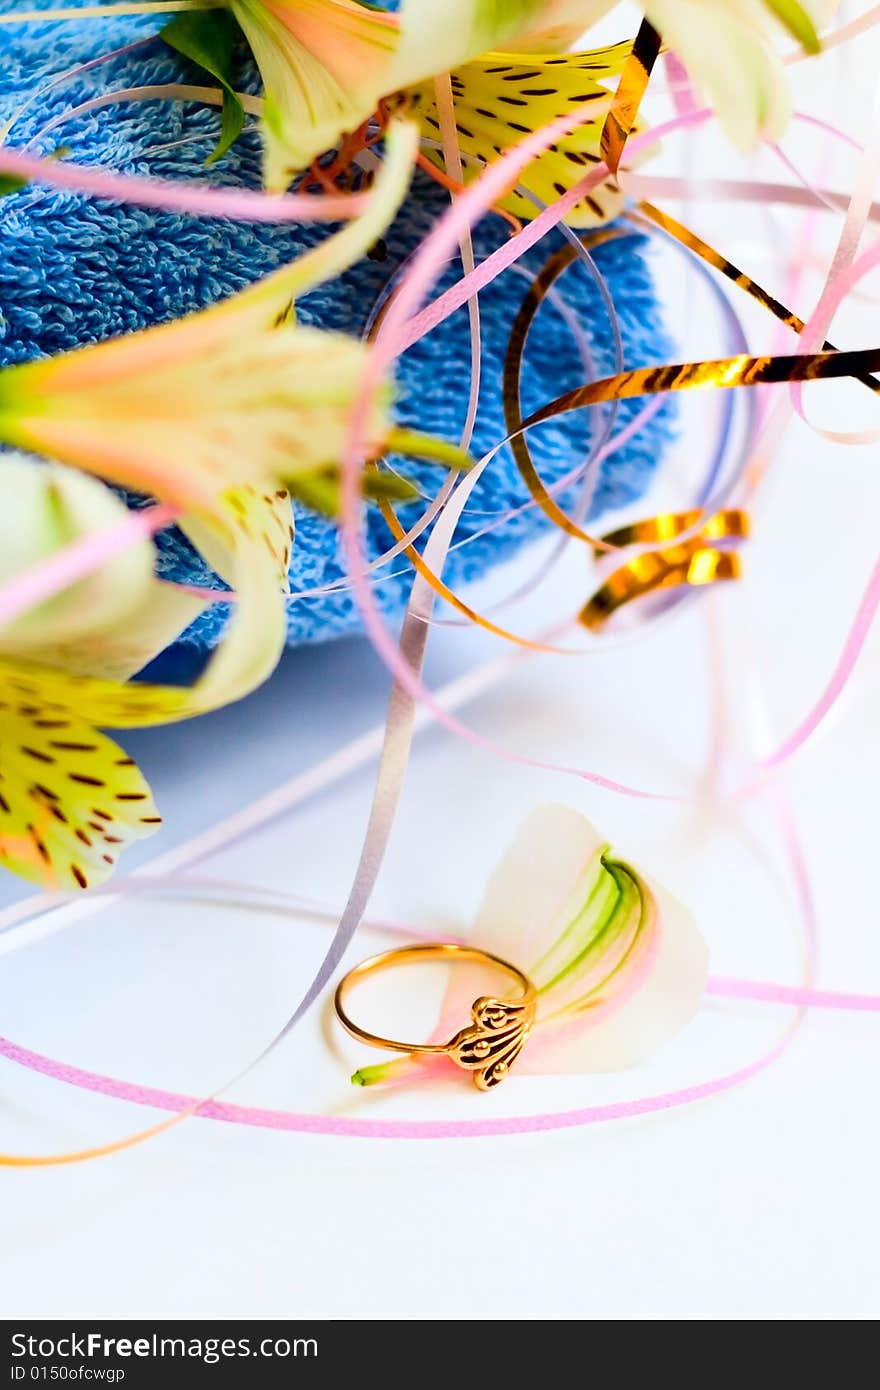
[0,5,878,1321]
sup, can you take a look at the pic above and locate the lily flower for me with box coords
[208,1,633,207]
[0,451,297,889]
[352,805,708,1086]
[220,0,609,189]
[0,121,420,507]
[190,1,831,196]
[0,457,173,888]
[0,122,476,892]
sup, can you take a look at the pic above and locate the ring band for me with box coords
[334,943,537,1091]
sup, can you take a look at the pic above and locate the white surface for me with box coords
[1,9,879,1322]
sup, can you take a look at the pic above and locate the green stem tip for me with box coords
[386,428,474,473]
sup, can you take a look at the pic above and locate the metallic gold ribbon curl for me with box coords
[600,17,663,174]
[631,202,880,397]
[583,509,748,632]
[377,497,577,651]
[580,542,742,630]
[580,513,746,631]
[503,208,880,558]
[519,344,880,435]
[383,334,880,643]
[502,227,639,552]
[595,506,750,555]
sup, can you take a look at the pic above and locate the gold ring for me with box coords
[334,943,537,1091]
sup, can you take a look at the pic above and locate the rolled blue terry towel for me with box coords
[0,3,675,667]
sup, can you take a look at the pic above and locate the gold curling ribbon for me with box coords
[631,203,880,397]
[580,510,748,630]
[600,17,662,174]
[502,227,637,551]
[384,331,880,641]
[520,344,880,434]
[594,506,750,555]
[376,497,570,652]
[501,211,867,556]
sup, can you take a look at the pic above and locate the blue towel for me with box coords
[0,2,674,663]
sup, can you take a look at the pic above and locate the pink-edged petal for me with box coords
[439,805,707,1077]
[519,877,709,1073]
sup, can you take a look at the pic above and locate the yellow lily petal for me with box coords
[0,494,288,732]
[181,483,293,593]
[0,484,287,888]
[180,488,288,715]
[411,43,634,226]
[0,479,290,888]
[0,688,160,891]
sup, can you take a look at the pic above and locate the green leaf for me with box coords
[210,90,245,166]
[161,9,246,164]
[763,0,821,53]
[386,428,474,472]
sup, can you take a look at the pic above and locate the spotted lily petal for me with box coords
[411,43,635,227]
[0,465,294,887]
[0,122,416,513]
[182,488,288,715]
[0,684,161,890]
[0,492,288,733]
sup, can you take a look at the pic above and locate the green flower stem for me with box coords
[386,428,474,473]
[0,2,220,24]
[351,1057,420,1087]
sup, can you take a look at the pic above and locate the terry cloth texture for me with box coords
[0,2,675,656]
